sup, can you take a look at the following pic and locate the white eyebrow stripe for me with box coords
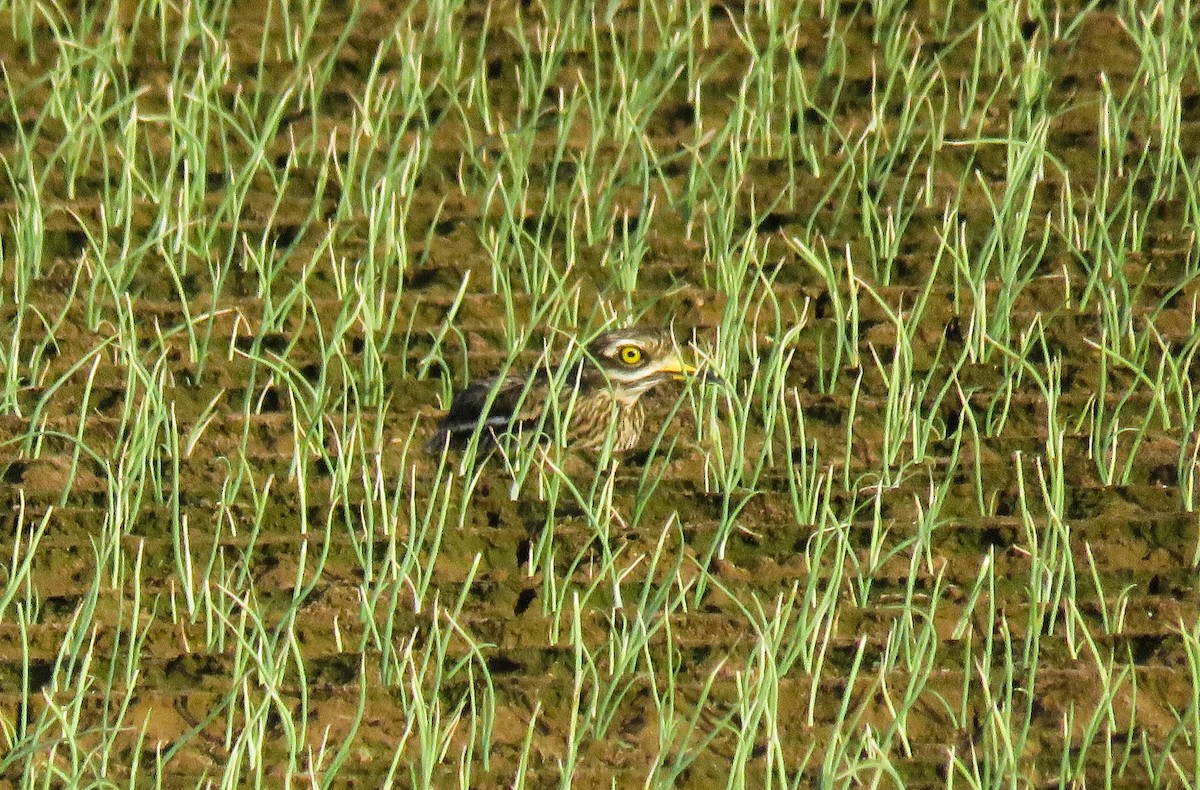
[604,337,650,349]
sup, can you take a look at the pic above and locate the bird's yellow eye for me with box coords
[618,345,643,365]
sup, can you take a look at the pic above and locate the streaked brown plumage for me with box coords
[429,328,717,454]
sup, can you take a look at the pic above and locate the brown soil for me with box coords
[1,2,1199,787]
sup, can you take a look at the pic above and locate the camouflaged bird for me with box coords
[429,328,719,454]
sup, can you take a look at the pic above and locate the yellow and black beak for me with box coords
[663,357,725,387]
[664,359,695,381]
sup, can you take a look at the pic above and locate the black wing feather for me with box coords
[428,374,540,452]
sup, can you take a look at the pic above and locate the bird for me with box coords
[428,327,719,455]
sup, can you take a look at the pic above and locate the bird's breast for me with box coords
[567,392,645,452]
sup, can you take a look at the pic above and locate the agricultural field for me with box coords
[2,0,1200,786]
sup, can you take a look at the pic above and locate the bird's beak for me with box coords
[664,357,725,388]
[660,354,696,382]
[665,360,696,381]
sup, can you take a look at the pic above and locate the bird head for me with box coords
[585,328,721,403]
